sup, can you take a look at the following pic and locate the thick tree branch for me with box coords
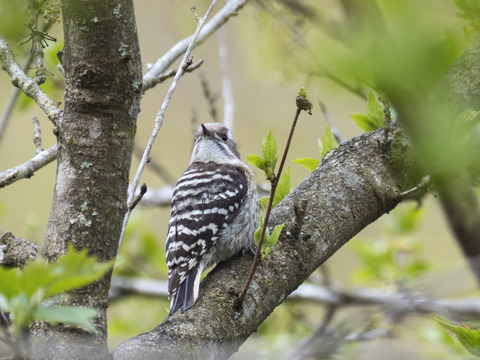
[113,127,419,359]
[0,36,62,126]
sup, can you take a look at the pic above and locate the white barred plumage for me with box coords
[166,123,258,315]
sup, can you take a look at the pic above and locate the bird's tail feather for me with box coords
[169,264,201,316]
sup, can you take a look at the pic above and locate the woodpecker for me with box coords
[166,122,258,315]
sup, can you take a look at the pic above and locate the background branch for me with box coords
[0,145,58,188]
[217,27,234,130]
[0,36,62,126]
[142,0,248,92]
[109,276,480,319]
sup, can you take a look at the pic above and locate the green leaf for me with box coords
[436,318,480,357]
[21,246,114,299]
[273,168,291,207]
[261,131,278,171]
[259,196,270,210]
[292,158,319,171]
[351,92,384,132]
[318,122,338,158]
[269,224,284,247]
[247,154,268,171]
[34,305,98,333]
[0,267,22,300]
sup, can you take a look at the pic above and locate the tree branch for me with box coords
[142,0,248,93]
[109,276,480,319]
[0,145,58,188]
[0,35,62,126]
[113,127,419,359]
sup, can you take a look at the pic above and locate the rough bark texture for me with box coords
[113,127,419,359]
[31,1,142,358]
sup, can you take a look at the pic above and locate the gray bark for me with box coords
[30,0,142,358]
[113,127,419,359]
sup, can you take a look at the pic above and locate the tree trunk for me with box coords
[113,127,420,360]
[31,1,142,358]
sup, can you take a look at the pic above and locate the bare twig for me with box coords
[0,36,61,126]
[142,0,248,93]
[200,72,220,122]
[128,183,147,211]
[142,59,203,92]
[217,27,234,130]
[0,145,58,188]
[118,1,219,252]
[131,185,174,208]
[0,53,35,144]
[32,115,43,154]
[236,93,312,309]
[398,175,432,199]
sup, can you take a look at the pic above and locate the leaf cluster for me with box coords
[247,131,290,259]
[247,130,278,181]
[0,246,113,338]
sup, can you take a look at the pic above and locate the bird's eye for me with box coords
[221,134,228,141]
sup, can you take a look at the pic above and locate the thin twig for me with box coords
[32,115,43,154]
[118,1,219,253]
[217,27,234,130]
[398,175,432,199]
[200,71,219,122]
[128,183,147,211]
[235,105,306,309]
[142,59,203,93]
[0,53,34,144]
[0,35,62,126]
[142,0,248,92]
[0,144,58,188]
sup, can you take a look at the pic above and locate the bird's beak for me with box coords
[201,124,212,138]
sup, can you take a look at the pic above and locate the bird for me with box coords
[166,122,259,316]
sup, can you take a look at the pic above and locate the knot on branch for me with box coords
[0,231,39,268]
[290,199,308,239]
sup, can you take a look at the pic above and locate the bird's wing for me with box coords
[166,162,248,298]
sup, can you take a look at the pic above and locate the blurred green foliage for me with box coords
[350,203,430,287]
[114,214,167,279]
[0,246,113,338]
